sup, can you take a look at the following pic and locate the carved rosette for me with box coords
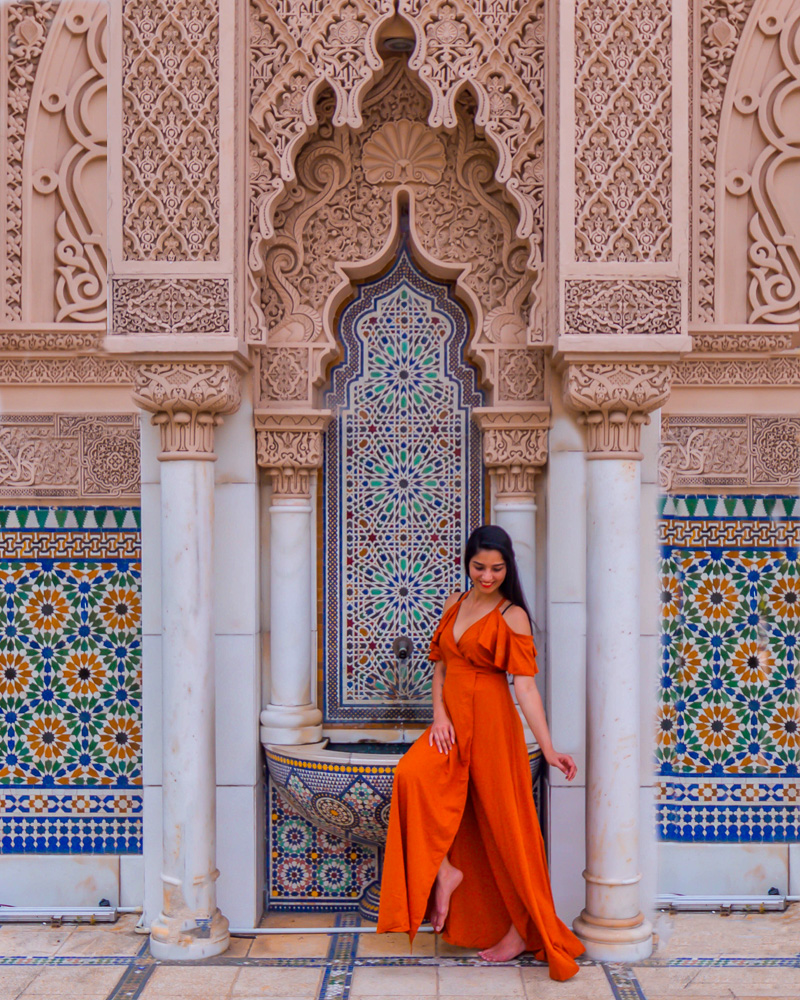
[256,412,332,500]
[563,363,672,460]
[474,409,549,501]
[133,363,243,461]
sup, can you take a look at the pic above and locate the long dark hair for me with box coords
[463,524,532,626]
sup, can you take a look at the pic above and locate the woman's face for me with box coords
[468,548,507,595]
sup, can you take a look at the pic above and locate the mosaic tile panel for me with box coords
[267,779,378,910]
[322,250,485,725]
[658,495,799,843]
[0,508,142,854]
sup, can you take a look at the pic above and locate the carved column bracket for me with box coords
[474,408,549,502]
[133,362,243,461]
[255,411,332,500]
[563,363,673,460]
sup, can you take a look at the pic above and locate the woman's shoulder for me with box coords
[500,603,532,636]
[442,591,462,613]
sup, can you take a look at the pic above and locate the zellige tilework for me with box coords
[0,507,142,853]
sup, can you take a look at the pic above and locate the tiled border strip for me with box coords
[604,964,647,1000]
[317,912,360,1000]
[106,942,154,1000]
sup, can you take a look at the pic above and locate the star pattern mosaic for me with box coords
[322,251,485,725]
[0,508,142,853]
[657,495,799,843]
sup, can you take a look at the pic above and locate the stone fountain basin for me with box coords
[264,739,543,850]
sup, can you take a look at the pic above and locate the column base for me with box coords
[149,907,230,960]
[573,910,653,962]
[260,703,323,745]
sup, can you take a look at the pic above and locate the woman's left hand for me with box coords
[545,750,577,781]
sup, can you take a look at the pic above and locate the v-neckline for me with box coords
[451,593,505,647]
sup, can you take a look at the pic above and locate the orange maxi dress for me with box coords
[377,595,584,981]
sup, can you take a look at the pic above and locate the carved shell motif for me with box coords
[363,120,446,185]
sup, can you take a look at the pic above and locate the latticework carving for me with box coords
[111,278,230,335]
[574,0,672,262]
[0,414,140,499]
[564,279,681,336]
[248,0,546,331]
[660,414,800,489]
[250,58,539,402]
[121,0,220,261]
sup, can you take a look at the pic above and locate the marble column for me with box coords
[134,362,242,960]
[564,362,672,962]
[257,413,331,745]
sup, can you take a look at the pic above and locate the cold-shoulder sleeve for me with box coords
[428,602,458,662]
[476,612,538,677]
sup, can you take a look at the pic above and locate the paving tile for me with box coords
[231,967,322,997]
[637,966,800,994]
[438,965,525,997]
[521,964,611,999]
[356,931,434,957]
[0,968,40,1000]
[247,932,329,958]
[54,924,142,957]
[141,966,238,997]
[16,965,122,997]
[0,927,75,957]
[350,965,437,997]
[261,912,338,928]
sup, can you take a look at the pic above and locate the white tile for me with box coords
[790,844,800,896]
[216,784,263,927]
[215,634,261,785]
[640,633,660,786]
[0,856,119,907]
[140,415,161,486]
[141,634,162,786]
[119,855,144,908]
[547,784,586,926]
[140,483,161,636]
[657,842,789,897]
[214,380,258,485]
[214,484,259,635]
[546,602,586,771]
[639,484,661,637]
[640,408,660,486]
[142,785,163,928]
[547,451,586,603]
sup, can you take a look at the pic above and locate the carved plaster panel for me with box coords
[121,0,220,261]
[673,356,800,387]
[474,408,548,500]
[0,356,135,385]
[250,58,538,403]
[660,414,800,489]
[496,348,544,402]
[574,0,673,262]
[0,414,140,500]
[111,278,230,335]
[690,331,793,352]
[564,279,681,336]
[564,362,673,458]
[2,1,108,329]
[255,411,331,499]
[249,0,546,339]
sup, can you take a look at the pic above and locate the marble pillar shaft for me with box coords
[494,500,537,611]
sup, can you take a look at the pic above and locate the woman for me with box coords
[377,525,584,980]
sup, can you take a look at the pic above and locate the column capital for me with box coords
[563,362,672,460]
[255,411,333,501]
[133,361,243,461]
[474,408,549,502]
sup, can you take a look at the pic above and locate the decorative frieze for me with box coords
[474,409,548,501]
[564,279,682,336]
[0,356,135,385]
[690,331,793,353]
[660,415,800,490]
[111,278,231,336]
[0,414,140,500]
[133,362,242,461]
[564,362,673,459]
[256,412,331,500]
[673,357,800,387]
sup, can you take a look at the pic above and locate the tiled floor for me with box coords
[0,905,799,1000]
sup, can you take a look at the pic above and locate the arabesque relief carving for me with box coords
[0,414,140,499]
[250,57,541,403]
[660,414,800,489]
[256,412,332,499]
[673,356,800,387]
[2,1,107,330]
[133,362,242,460]
[248,0,546,341]
[564,362,673,458]
[122,0,220,261]
[112,278,230,335]
[574,0,672,262]
[564,279,681,336]
[475,409,548,500]
[0,356,135,385]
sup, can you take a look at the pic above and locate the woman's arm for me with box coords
[504,606,578,781]
[429,592,460,754]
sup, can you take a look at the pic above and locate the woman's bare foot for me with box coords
[431,856,463,933]
[478,922,526,962]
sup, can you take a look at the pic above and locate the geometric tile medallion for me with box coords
[0,507,142,854]
[658,495,799,843]
[322,249,485,725]
[267,779,378,911]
